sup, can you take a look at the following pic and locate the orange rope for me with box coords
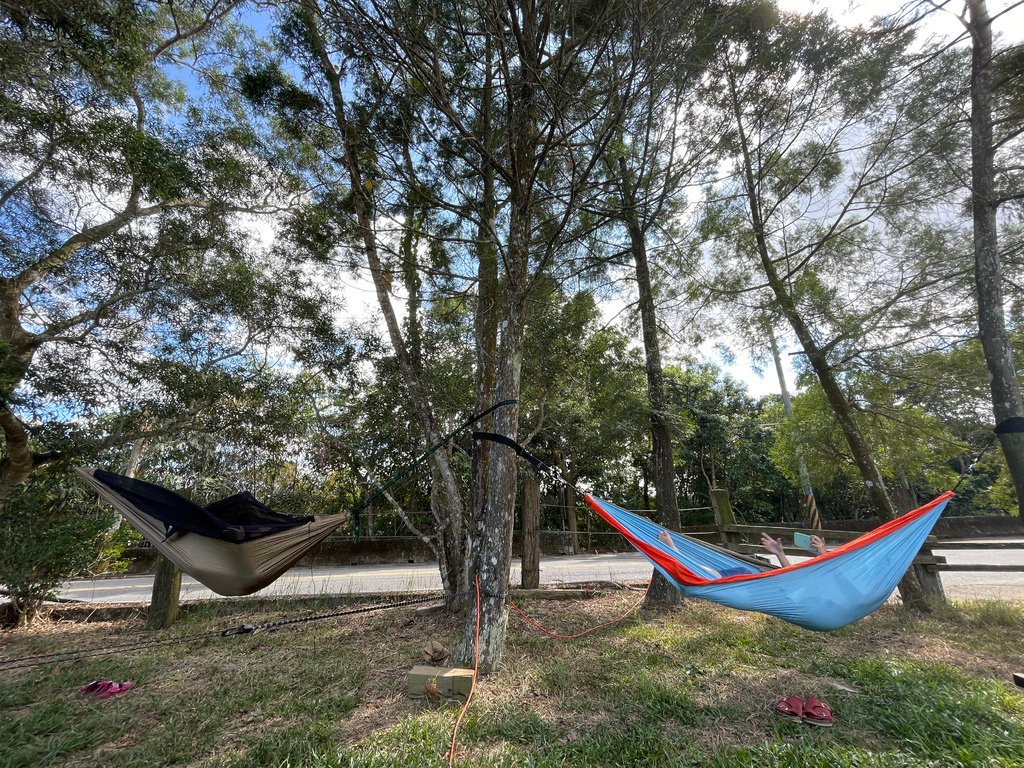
[447,573,481,766]
[507,580,652,640]
[447,579,650,764]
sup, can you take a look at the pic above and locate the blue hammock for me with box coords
[585,492,954,631]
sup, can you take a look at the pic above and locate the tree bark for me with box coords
[470,32,500,603]
[617,158,682,609]
[454,1,548,672]
[456,208,530,672]
[0,283,46,494]
[967,0,1024,514]
[521,474,540,589]
[147,555,181,630]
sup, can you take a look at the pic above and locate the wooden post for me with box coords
[147,555,181,630]
[521,475,540,589]
[710,488,740,551]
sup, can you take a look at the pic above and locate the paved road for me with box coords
[60,544,1024,604]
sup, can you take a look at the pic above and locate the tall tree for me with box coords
[695,6,974,605]
[307,0,638,669]
[0,1,310,494]
[595,1,726,606]
[961,0,1024,513]
[256,0,475,610]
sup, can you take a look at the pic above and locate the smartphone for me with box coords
[793,532,815,552]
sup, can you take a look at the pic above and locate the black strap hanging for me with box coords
[472,431,565,488]
[351,400,517,539]
[952,417,1024,492]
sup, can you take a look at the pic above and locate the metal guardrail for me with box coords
[721,523,1024,574]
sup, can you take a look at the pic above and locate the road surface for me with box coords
[60,544,1024,604]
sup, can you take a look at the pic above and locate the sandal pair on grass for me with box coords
[775,695,833,727]
[79,680,135,699]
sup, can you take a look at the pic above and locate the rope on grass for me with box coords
[0,628,229,670]
[447,573,481,766]
[0,594,440,671]
[218,594,438,636]
[506,580,653,640]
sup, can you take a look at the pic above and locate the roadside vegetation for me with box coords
[3,592,1023,767]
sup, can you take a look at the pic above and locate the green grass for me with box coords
[2,594,1023,767]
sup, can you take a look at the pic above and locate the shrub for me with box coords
[0,466,120,627]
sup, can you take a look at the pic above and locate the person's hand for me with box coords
[658,530,675,550]
[810,535,827,556]
[760,532,784,557]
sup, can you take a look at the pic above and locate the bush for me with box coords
[0,466,120,627]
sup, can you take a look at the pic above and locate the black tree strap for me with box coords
[995,417,1024,435]
[219,594,438,636]
[952,417,1024,492]
[0,594,441,670]
[472,432,562,486]
[352,400,517,538]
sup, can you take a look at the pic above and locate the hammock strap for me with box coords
[952,416,1024,492]
[471,431,569,490]
[471,432,772,572]
[352,399,517,537]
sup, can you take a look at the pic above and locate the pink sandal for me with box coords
[80,680,134,699]
[802,696,833,727]
[99,681,134,698]
[79,680,114,696]
[774,694,803,721]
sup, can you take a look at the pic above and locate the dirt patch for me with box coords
[340,692,421,743]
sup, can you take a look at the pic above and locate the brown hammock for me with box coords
[75,467,347,596]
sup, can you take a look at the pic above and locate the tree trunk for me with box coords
[455,5,543,670]
[556,452,579,554]
[0,282,44,494]
[521,474,540,589]
[299,0,468,607]
[767,324,819,525]
[147,555,181,630]
[967,0,1024,514]
[896,468,945,600]
[456,214,530,671]
[470,33,500,605]
[617,158,682,609]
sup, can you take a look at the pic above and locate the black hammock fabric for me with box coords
[92,470,314,543]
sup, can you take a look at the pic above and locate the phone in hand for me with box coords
[793,532,815,552]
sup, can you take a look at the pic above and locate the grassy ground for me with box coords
[2,591,1023,768]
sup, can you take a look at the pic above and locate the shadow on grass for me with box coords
[2,595,1023,767]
